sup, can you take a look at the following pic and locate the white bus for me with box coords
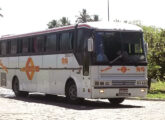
[0,22,148,104]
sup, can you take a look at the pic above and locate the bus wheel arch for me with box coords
[65,77,78,102]
[12,76,19,91]
[12,76,28,97]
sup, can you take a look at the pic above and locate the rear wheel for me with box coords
[108,98,125,105]
[12,77,28,97]
[66,82,77,101]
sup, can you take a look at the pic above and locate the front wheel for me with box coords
[108,98,125,105]
[12,77,28,97]
[66,82,78,101]
[65,81,84,103]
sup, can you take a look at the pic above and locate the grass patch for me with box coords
[147,81,165,99]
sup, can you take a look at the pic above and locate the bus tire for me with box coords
[108,98,125,105]
[12,77,28,97]
[66,81,77,101]
[65,80,84,103]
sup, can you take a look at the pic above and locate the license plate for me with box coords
[119,88,128,93]
[117,88,130,96]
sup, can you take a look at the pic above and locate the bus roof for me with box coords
[79,22,142,32]
[0,22,142,40]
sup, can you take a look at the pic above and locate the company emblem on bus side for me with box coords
[20,57,40,80]
[0,60,8,73]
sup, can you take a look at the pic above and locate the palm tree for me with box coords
[59,17,71,26]
[76,9,92,23]
[93,15,99,22]
[47,19,60,29]
[47,17,71,29]
[0,8,3,17]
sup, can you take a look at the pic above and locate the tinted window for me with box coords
[60,32,74,51]
[7,40,11,54]
[69,32,74,50]
[1,41,7,55]
[77,29,84,51]
[33,36,45,53]
[60,32,69,51]
[17,39,22,53]
[0,42,1,55]
[22,38,29,53]
[11,39,17,54]
[46,34,57,52]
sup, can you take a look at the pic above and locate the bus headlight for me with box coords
[100,89,104,93]
[140,88,146,92]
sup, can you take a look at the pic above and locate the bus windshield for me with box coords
[94,31,146,65]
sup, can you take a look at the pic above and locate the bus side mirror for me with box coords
[88,37,93,52]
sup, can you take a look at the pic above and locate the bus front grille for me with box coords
[112,80,136,86]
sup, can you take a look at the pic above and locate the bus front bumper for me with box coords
[91,87,148,99]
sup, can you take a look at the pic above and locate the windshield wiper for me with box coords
[109,54,122,64]
[109,51,129,64]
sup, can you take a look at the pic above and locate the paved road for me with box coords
[0,87,165,120]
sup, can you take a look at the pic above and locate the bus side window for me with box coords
[0,42,1,55]
[17,39,22,54]
[11,39,17,54]
[33,36,45,53]
[1,41,7,55]
[77,29,84,52]
[46,34,57,52]
[22,38,29,53]
[69,31,74,50]
[60,32,69,51]
[60,31,74,52]
[7,40,11,55]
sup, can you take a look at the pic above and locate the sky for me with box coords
[0,0,165,36]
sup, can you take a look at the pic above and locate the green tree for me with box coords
[113,19,121,23]
[59,17,71,26]
[92,15,99,22]
[47,20,60,29]
[76,9,92,23]
[142,26,165,82]
[47,17,71,29]
[0,8,3,17]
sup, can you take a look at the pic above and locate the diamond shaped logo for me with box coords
[0,60,8,73]
[21,57,40,80]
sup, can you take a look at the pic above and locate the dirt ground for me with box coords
[0,87,165,120]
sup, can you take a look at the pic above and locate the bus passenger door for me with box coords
[75,29,90,76]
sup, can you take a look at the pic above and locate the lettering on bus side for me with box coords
[20,57,40,80]
[136,66,145,72]
[62,57,68,64]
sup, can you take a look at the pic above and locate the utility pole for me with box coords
[108,0,109,21]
